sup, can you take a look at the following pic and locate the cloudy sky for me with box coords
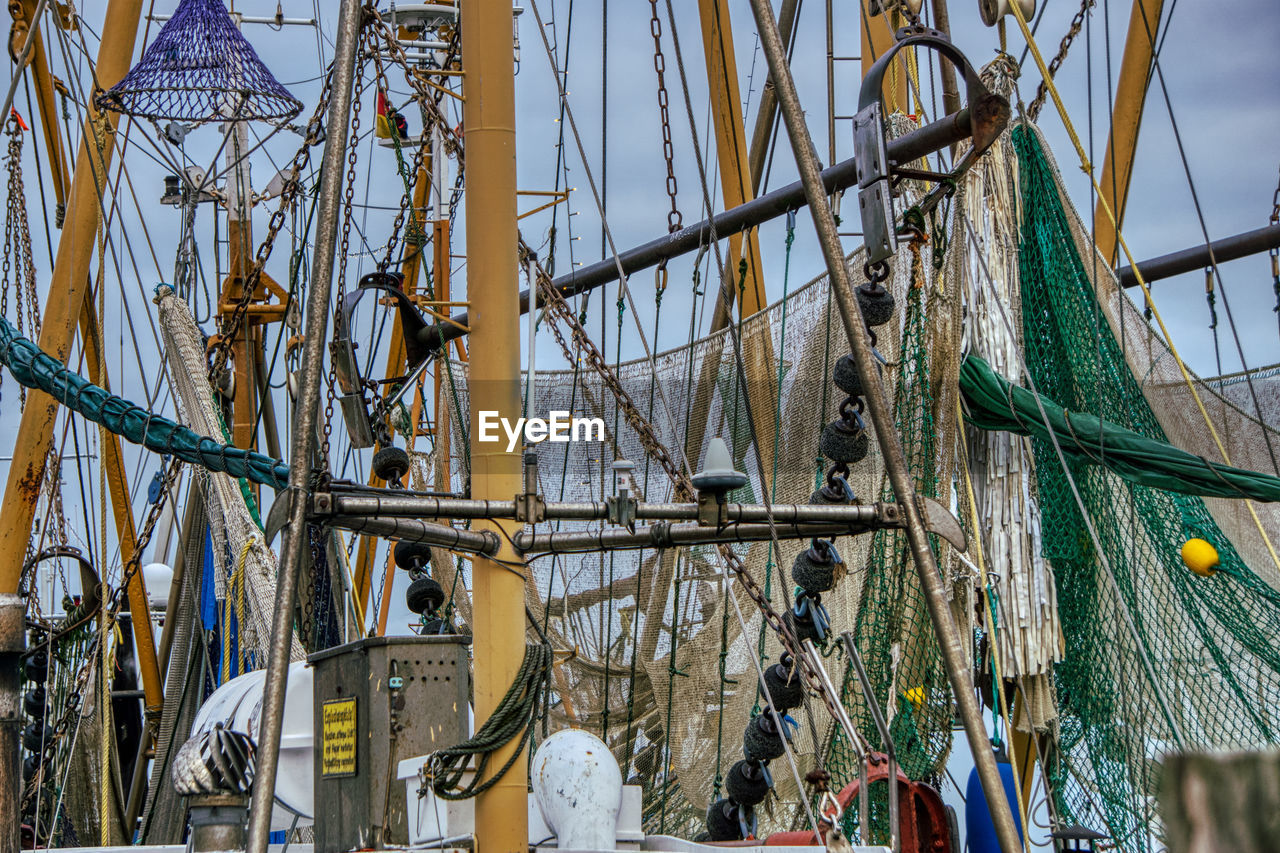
[1,1,1276,638]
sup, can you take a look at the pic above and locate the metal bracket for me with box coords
[513,492,546,524]
[854,26,1011,263]
[920,496,966,551]
[605,493,637,531]
[331,271,436,448]
[696,491,730,527]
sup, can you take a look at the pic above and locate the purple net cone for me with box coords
[97,0,301,123]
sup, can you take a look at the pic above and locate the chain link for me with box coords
[22,458,184,809]
[519,239,863,727]
[363,15,461,272]
[4,113,39,406]
[1028,0,1095,121]
[647,0,682,234]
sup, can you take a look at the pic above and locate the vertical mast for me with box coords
[697,0,766,323]
[245,0,363,849]
[1094,0,1164,265]
[0,0,147,836]
[745,0,1024,850]
[460,0,528,851]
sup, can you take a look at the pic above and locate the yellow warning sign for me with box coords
[321,697,357,777]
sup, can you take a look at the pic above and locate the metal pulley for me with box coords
[979,0,1036,27]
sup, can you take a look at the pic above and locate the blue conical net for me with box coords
[97,0,301,123]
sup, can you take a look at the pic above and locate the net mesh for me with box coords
[420,109,1280,846]
[426,159,969,836]
[97,0,301,123]
[155,286,303,667]
[1012,123,1280,849]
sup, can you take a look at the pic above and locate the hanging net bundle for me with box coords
[97,0,301,123]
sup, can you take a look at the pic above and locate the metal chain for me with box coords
[520,240,859,727]
[363,19,458,272]
[22,458,184,808]
[208,66,339,378]
[319,43,369,466]
[4,114,39,408]
[1027,0,1095,121]
[647,0,683,234]
[364,6,464,166]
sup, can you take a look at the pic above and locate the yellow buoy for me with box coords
[903,686,927,709]
[1181,538,1220,577]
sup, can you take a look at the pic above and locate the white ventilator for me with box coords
[531,729,623,850]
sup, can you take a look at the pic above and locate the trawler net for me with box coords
[435,196,969,837]
[1009,124,1280,849]
[425,112,1280,847]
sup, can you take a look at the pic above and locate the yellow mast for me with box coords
[697,0,766,325]
[0,0,158,683]
[861,0,908,112]
[460,2,528,852]
[1094,0,1165,265]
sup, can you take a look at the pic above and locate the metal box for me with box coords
[310,635,470,851]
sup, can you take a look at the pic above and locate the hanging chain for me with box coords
[363,17,459,272]
[364,7,464,162]
[1027,0,1095,121]
[648,0,682,235]
[22,458,184,808]
[4,114,39,407]
[319,42,370,467]
[519,239,859,728]
[208,67,339,378]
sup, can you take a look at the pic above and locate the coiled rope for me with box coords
[423,643,552,801]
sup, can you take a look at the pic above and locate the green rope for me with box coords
[0,314,291,488]
[425,643,552,800]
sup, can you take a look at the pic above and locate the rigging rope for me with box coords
[959,354,1280,504]
[424,643,552,800]
[0,312,291,489]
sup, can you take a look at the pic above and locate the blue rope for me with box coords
[0,316,291,489]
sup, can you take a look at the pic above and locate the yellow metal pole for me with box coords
[1094,0,1164,265]
[861,0,908,113]
[697,0,766,323]
[0,0,143,589]
[461,0,527,849]
[79,303,162,717]
[8,0,162,714]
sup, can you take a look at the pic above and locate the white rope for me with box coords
[155,286,303,663]
[955,75,1063,689]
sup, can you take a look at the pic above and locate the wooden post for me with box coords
[1161,749,1280,853]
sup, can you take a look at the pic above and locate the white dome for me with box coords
[142,562,173,610]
